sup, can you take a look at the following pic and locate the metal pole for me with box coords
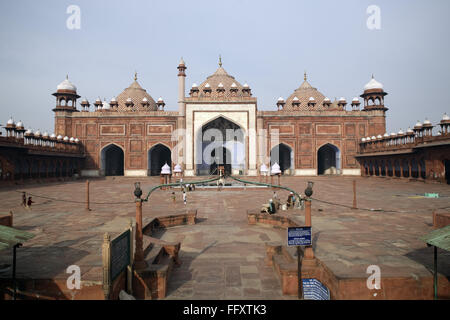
[86,180,90,211]
[352,180,357,209]
[434,246,437,300]
[297,246,303,299]
[12,243,22,300]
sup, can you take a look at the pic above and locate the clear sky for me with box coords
[0,0,449,135]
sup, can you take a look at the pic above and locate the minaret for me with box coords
[177,57,186,116]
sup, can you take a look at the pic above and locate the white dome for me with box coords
[243,83,249,88]
[57,77,77,92]
[157,97,163,102]
[398,129,404,135]
[142,97,148,102]
[293,96,299,101]
[95,97,102,103]
[423,119,431,125]
[415,121,422,127]
[50,133,56,138]
[34,130,41,137]
[323,97,331,101]
[361,138,366,142]
[260,163,268,172]
[192,83,198,88]
[339,97,346,102]
[366,137,371,141]
[7,118,14,125]
[25,129,32,135]
[407,127,414,134]
[277,97,284,102]
[102,100,110,109]
[352,97,360,102]
[63,136,69,141]
[16,121,23,127]
[364,77,383,91]
[126,97,132,102]
[218,83,224,88]
[205,83,210,88]
[383,133,389,137]
[173,164,182,173]
[390,132,396,136]
[57,135,63,140]
[43,132,49,137]
[74,138,79,143]
[371,136,376,140]
[271,162,281,175]
[309,97,315,101]
[110,97,116,103]
[442,113,449,121]
[377,134,382,139]
[231,82,237,88]
[161,163,171,175]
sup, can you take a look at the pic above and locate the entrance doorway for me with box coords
[445,160,450,184]
[317,144,340,175]
[148,144,171,176]
[101,144,124,176]
[270,144,292,174]
[209,147,232,175]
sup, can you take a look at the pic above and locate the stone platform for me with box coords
[0,176,449,299]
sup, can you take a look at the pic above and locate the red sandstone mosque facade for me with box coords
[1,58,449,183]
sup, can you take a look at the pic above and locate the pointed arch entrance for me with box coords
[148,144,171,176]
[317,144,341,175]
[270,143,293,174]
[197,116,245,175]
[101,144,124,176]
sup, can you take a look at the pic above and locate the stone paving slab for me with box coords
[0,176,448,299]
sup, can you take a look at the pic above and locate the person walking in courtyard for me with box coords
[268,199,276,214]
[171,192,176,204]
[21,192,27,207]
[26,196,34,210]
[183,190,187,205]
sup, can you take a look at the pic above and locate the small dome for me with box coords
[398,129,404,135]
[260,163,268,172]
[364,77,383,91]
[173,164,182,173]
[231,82,237,88]
[110,96,116,103]
[415,120,422,128]
[390,132,397,137]
[157,97,164,102]
[57,135,63,140]
[293,96,299,101]
[371,136,376,140]
[81,97,89,104]
[218,83,224,88]
[442,113,450,121]
[126,97,132,102]
[161,163,171,175]
[142,97,148,102]
[205,83,211,88]
[50,133,56,139]
[423,119,431,125]
[57,76,77,92]
[179,57,185,66]
[42,132,49,137]
[323,97,331,102]
[352,97,360,102]
[192,83,198,88]
[361,138,366,142]
[309,97,315,102]
[271,162,281,175]
[243,83,249,88]
[7,118,14,125]
[74,138,79,143]
[25,129,33,135]
[95,97,102,103]
[277,97,285,102]
[377,134,382,139]
[69,137,75,142]
[102,100,110,109]
[339,97,347,103]
[366,136,371,141]
[34,130,41,137]
[16,121,23,128]
[383,133,389,137]
[63,136,69,141]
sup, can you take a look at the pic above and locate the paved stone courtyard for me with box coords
[0,176,449,299]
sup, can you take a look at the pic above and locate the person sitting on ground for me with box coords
[268,199,276,214]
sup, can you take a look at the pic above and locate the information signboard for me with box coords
[287,226,312,246]
[110,229,131,281]
[302,278,330,300]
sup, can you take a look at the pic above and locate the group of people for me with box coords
[21,192,34,209]
[171,179,196,205]
[261,191,297,214]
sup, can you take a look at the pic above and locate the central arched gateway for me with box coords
[317,144,341,175]
[197,116,245,175]
[148,144,172,176]
[101,144,124,176]
[270,143,293,174]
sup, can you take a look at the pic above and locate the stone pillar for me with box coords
[304,200,314,260]
[134,200,147,270]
